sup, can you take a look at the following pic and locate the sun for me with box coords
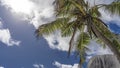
[1,0,34,14]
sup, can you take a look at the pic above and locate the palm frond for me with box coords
[76,32,90,64]
[69,0,86,15]
[53,0,67,11]
[104,1,120,15]
[113,39,120,51]
[77,32,90,49]
[54,0,75,16]
[61,21,76,37]
[36,18,69,37]
[89,6,101,17]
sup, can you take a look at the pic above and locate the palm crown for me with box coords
[36,0,120,66]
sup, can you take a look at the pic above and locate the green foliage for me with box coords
[113,39,120,51]
[89,7,101,17]
[104,1,120,15]
[36,0,120,65]
[77,32,90,53]
[77,32,90,64]
[61,22,75,37]
[36,18,69,36]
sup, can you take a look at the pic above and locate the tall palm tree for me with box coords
[36,0,120,67]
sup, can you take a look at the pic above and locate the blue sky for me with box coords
[0,0,119,68]
[0,5,79,68]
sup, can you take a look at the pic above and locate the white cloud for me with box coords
[0,0,65,50]
[44,32,71,51]
[0,66,4,68]
[0,0,34,15]
[0,1,117,66]
[85,0,113,6]
[0,21,3,28]
[53,61,79,68]
[85,40,113,61]
[86,0,120,26]
[33,64,44,68]
[100,9,120,26]
[33,64,39,68]
[0,0,55,28]
[45,0,120,52]
[0,0,119,53]
[0,29,20,46]
[86,41,113,55]
[0,20,20,46]
[0,0,56,48]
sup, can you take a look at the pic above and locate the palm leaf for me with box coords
[77,32,90,49]
[54,0,75,16]
[76,32,90,65]
[104,1,120,15]
[113,39,120,51]
[89,6,101,17]
[69,0,86,15]
[36,18,69,37]
[61,21,76,37]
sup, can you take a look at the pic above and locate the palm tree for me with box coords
[87,54,120,68]
[36,0,120,67]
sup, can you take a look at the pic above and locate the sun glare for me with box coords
[2,0,34,14]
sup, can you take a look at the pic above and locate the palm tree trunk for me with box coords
[78,63,83,68]
[87,54,120,68]
[91,23,120,62]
